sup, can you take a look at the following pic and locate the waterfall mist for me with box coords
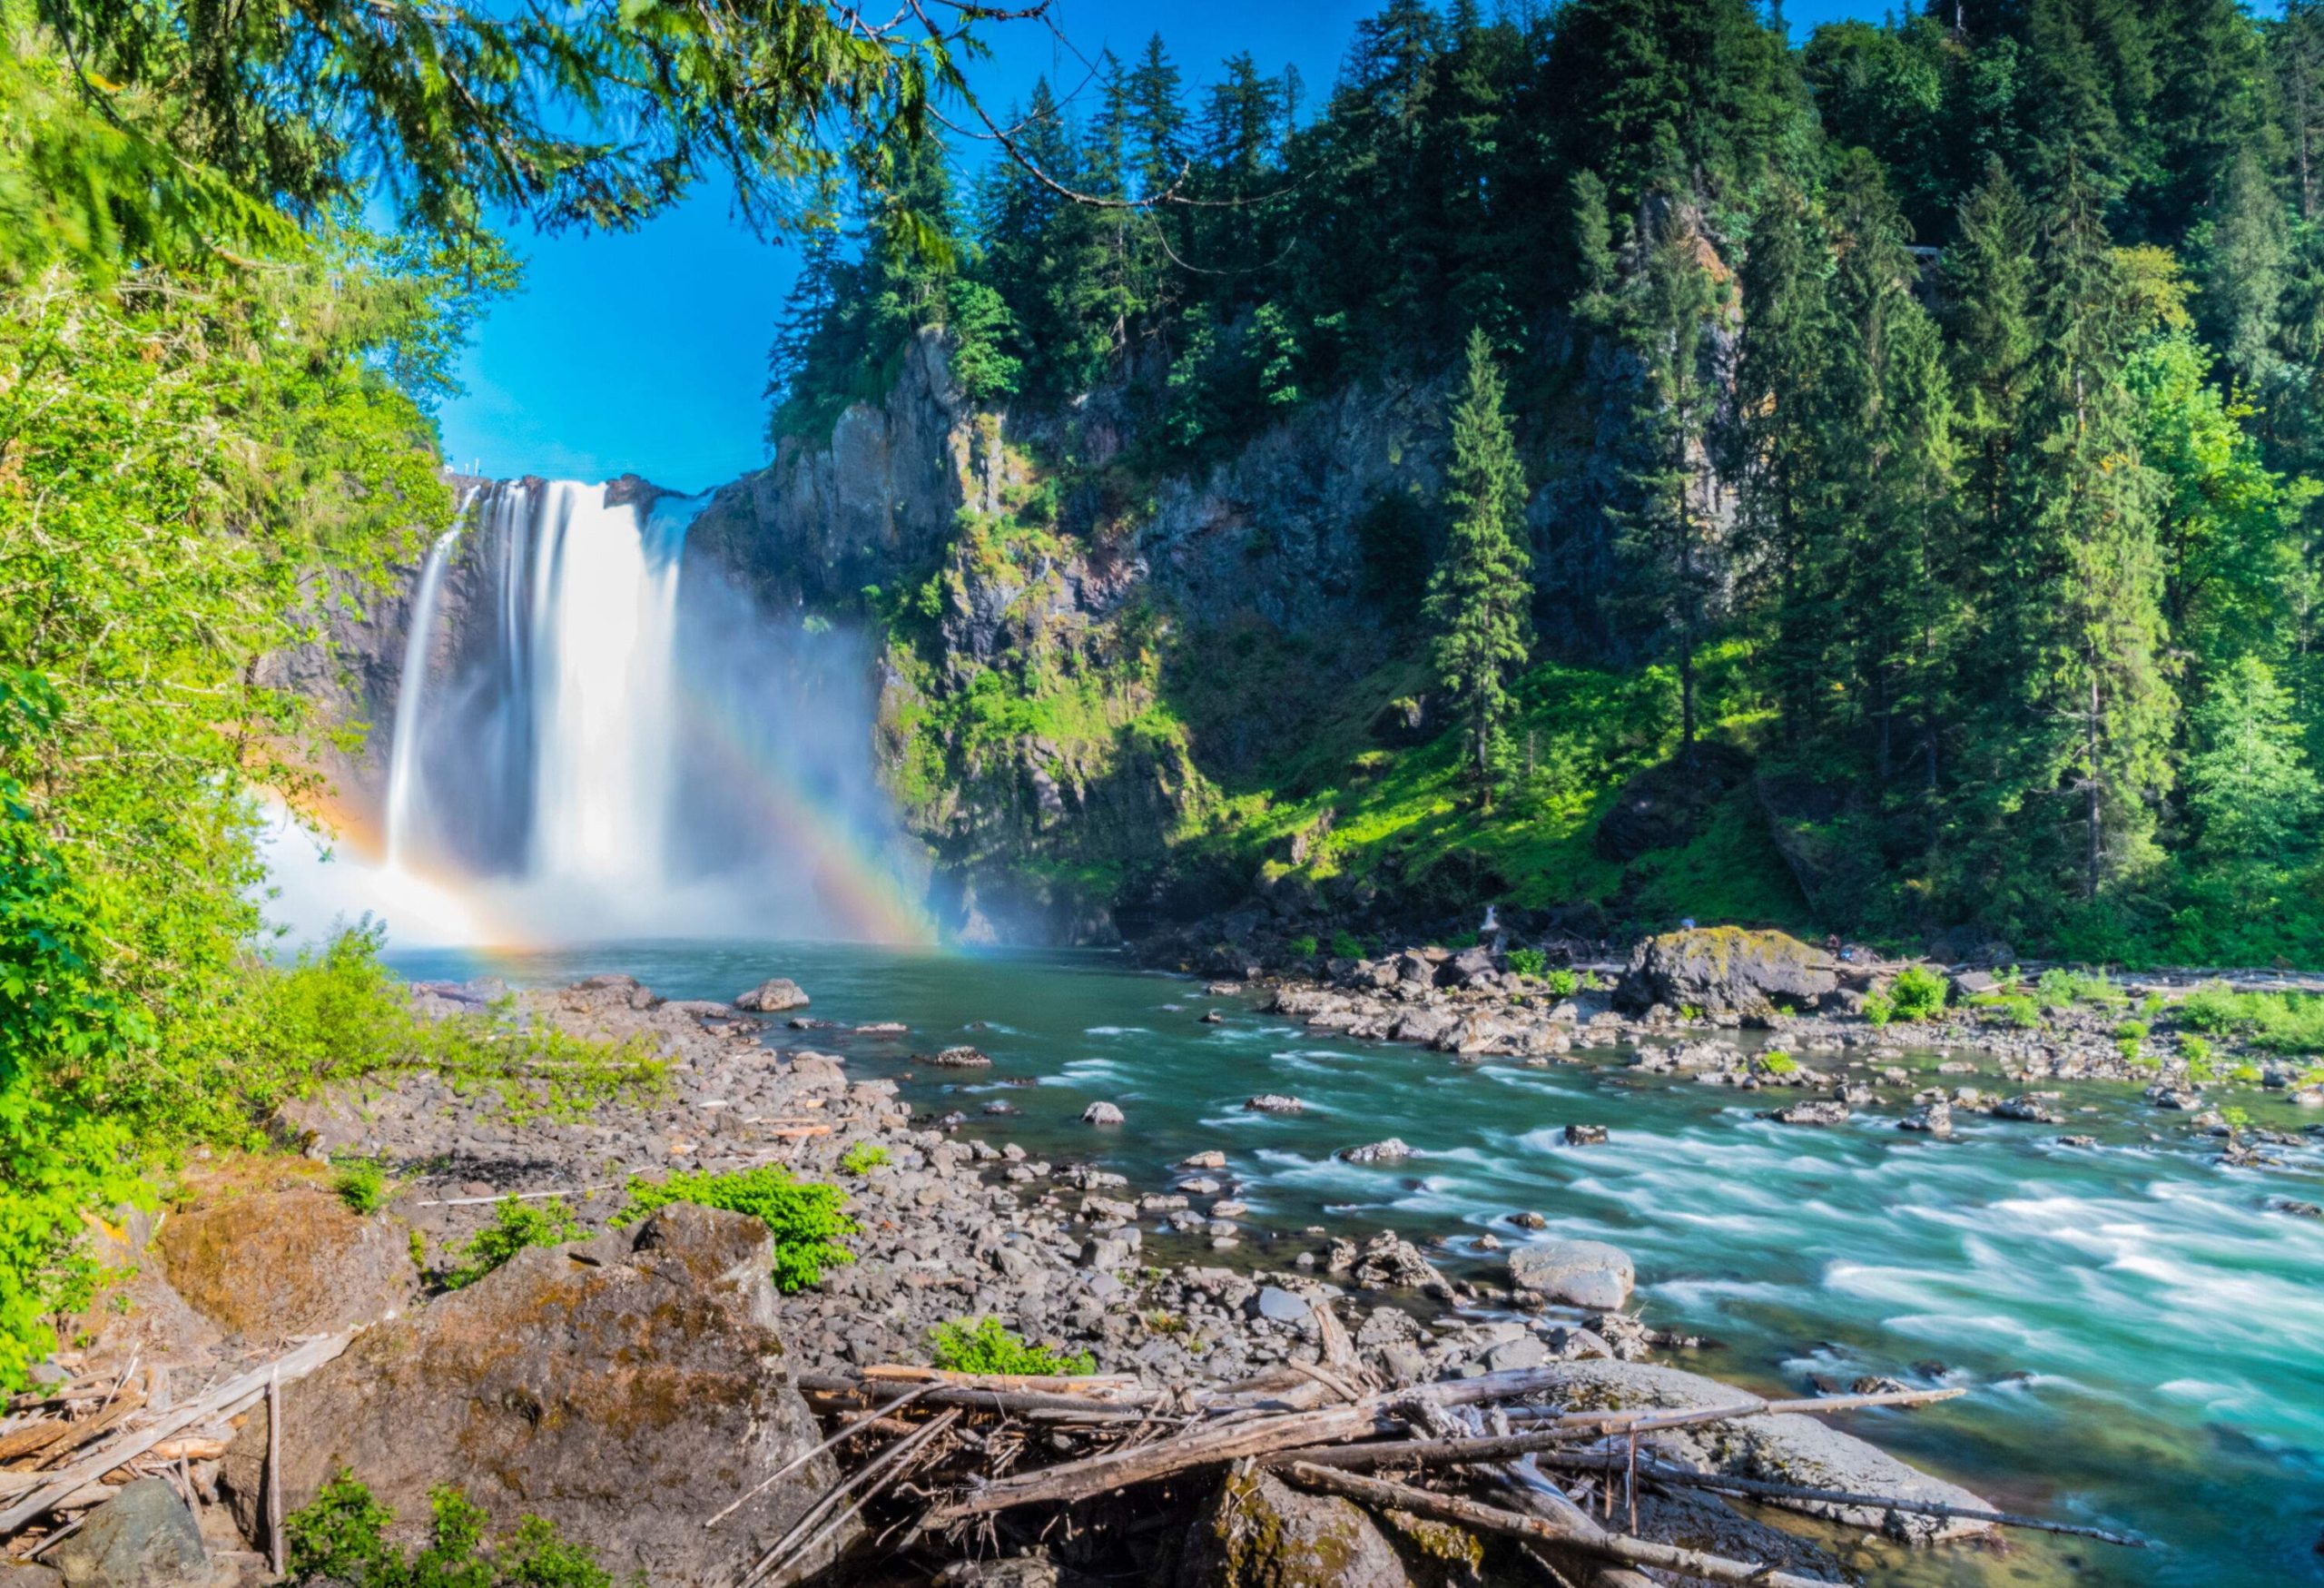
[282,478,928,947]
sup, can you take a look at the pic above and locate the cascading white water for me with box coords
[523,482,686,880]
[381,508,468,869]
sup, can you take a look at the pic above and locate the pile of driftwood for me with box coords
[0,1329,357,1570]
[772,1306,2142,1588]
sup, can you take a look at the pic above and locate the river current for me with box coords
[384,940,2324,1588]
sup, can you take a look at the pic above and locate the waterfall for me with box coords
[382,478,695,888]
[381,504,468,869]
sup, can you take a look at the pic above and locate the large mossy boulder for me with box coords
[157,1187,417,1342]
[222,1205,849,1586]
[1613,926,1836,1022]
[1177,1468,1415,1588]
[47,1478,227,1588]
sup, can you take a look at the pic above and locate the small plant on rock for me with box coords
[332,1159,389,1216]
[1328,929,1365,961]
[1288,934,1319,960]
[929,1317,1096,1376]
[287,1469,616,1587]
[1863,991,1896,1029]
[838,1142,890,1175]
[2180,1034,2213,1066]
[1506,948,1547,978]
[1545,968,1579,998]
[1890,966,1948,1021]
[442,1197,583,1290]
[616,1166,854,1293]
[1758,1050,1798,1076]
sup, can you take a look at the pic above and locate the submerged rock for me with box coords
[1082,1100,1125,1125]
[1508,1239,1634,1311]
[734,977,810,1012]
[1767,1099,1851,1127]
[1246,1094,1305,1113]
[930,1045,993,1067]
[222,1205,850,1584]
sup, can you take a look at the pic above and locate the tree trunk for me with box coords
[2085,669,2103,899]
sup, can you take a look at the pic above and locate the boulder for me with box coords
[1177,1467,1415,1588]
[1250,1287,1312,1325]
[930,1046,993,1068]
[734,978,809,1012]
[1082,1101,1125,1125]
[1613,927,1837,1022]
[1245,1094,1305,1114]
[1508,1239,1634,1311]
[157,1187,416,1342]
[1336,1139,1412,1165]
[46,1480,222,1588]
[221,1205,851,1585]
[1767,1100,1850,1127]
[1899,1101,1954,1138]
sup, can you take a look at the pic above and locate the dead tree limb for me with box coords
[1280,1462,1840,1588]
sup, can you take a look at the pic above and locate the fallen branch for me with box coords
[1534,1450,2144,1547]
[1282,1461,1839,1588]
[415,1185,612,1208]
[739,1407,961,1588]
[0,1329,359,1536]
[706,1384,931,1529]
[1506,1386,1964,1435]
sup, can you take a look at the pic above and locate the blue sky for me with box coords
[435,0,1899,491]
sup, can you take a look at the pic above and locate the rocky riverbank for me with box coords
[5,946,2194,1585]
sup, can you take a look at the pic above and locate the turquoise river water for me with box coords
[385,941,2324,1588]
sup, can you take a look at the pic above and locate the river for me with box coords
[384,939,2324,1588]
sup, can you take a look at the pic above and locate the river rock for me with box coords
[1563,1124,1609,1146]
[1899,1101,1954,1137]
[1177,1467,1415,1588]
[47,1479,222,1588]
[1536,1359,1995,1544]
[1082,1101,1125,1125]
[734,977,809,1012]
[1508,1239,1634,1310]
[1251,1287,1312,1324]
[1245,1094,1305,1113]
[931,1046,993,1068]
[221,1205,851,1583]
[1613,927,1837,1022]
[1767,1099,1850,1127]
[156,1187,416,1342]
[1337,1138,1412,1164]
[1180,1150,1227,1169]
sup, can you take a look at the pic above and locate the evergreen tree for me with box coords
[2185,653,2321,864]
[1945,159,2040,558]
[2201,149,2291,394]
[1425,329,1534,795]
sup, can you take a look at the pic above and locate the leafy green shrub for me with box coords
[2113,1020,2151,1044]
[1758,1050,1798,1075]
[1546,968,1580,998]
[2180,1033,2214,1065]
[1974,993,2042,1029]
[1890,966,1948,1021]
[2230,1062,2260,1083]
[1288,934,1319,959]
[616,1167,853,1292]
[928,1317,1095,1376]
[1506,948,1547,978]
[2038,968,2123,1009]
[1329,930,1364,961]
[333,1159,389,1216]
[1679,1002,1708,1021]
[442,1197,582,1290]
[2141,992,2166,1018]
[287,1469,614,1587]
[2176,984,2250,1034]
[838,1142,889,1175]
[1863,991,1895,1029]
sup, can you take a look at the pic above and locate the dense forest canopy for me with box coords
[773,0,2324,967]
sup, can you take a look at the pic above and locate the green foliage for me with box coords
[1978,994,2043,1029]
[1329,931,1366,962]
[616,1167,854,1293]
[1288,935,1320,959]
[334,1160,390,1217]
[838,1142,891,1175]
[1864,992,1896,1029]
[2038,968,2125,1009]
[1890,966,1950,1021]
[2173,985,2324,1053]
[1546,968,1581,998]
[1506,948,1547,978]
[2114,1020,2152,1044]
[927,1317,1096,1376]
[1759,1050,1799,1075]
[442,1198,583,1291]
[287,1470,616,1588]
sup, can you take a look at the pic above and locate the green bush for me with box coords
[928,1317,1095,1376]
[1506,948,1547,978]
[442,1197,583,1290]
[1890,965,1948,1021]
[2174,986,2324,1053]
[616,1167,853,1293]
[1288,934,1319,959]
[1545,968,1580,998]
[2179,1034,2214,1065]
[2038,967,2123,1010]
[1863,991,1895,1029]
[287,1469,615,1587]
[333,1159,389,1216]
[2113,1020,2151,1044]
[838,1142,890,1175]
[1328,930,1365,961]
[1974,993,2042,1028]
[1758,1050,1798,1075]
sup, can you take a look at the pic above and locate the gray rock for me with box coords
[1562,1123,1610,1146]
[1768,1100,1851,1127]
[1508,1239,1634,1311]
[1245,1094,1305,1113]
[1614,926,1837,1021]
[734,978,810,1012]
[1177,1468,1416,1588]
[1483,1334,1551,1372]
[930,1046,993,1068]
[48,1479,213,1588]
[1251,1287,1312,1324]
[1081,1100,1125,1125]
[1336,1138,1412,1164]
[156,1187,416,1343]
[221,1207,851,1583]
[1899,1101,1954,1137]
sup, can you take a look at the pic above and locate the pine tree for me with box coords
[1425,328,1534,796]
[1945,159,2040,556]
[2201,149,2291,394]
[2270,1,2324,221]
[765,223,841,435]
[2185,653,2320,863]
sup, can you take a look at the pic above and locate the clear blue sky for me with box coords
[434,0,1898,491]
